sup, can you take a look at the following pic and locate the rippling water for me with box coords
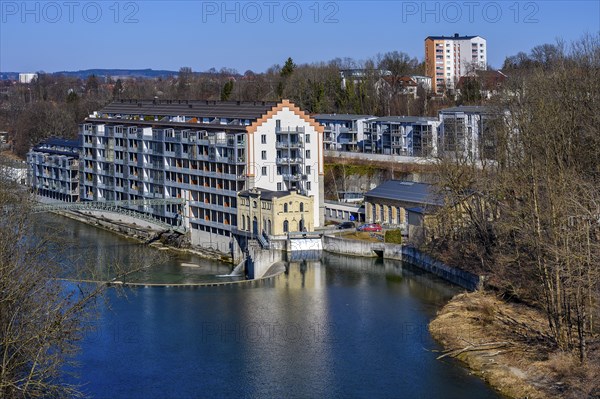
[40,214,500,398]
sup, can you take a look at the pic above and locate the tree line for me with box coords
[430,34,600,369]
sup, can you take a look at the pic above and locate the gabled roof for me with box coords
[247,99,324,134]
[365,180,443,206]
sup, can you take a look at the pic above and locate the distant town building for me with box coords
[312,114,376,152]
[324,200,364,224]
[438,105,497,160]
[364,180,442,228]
[363,116,440,157]
[425,34,487,94]
[456,70,507,99]
[19,73,38,84]
[27,138,80,202]
[339,69,391,89]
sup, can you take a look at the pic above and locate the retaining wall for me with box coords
[401,246,482,291]
[323,235,379,257]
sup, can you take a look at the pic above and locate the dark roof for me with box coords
[98,99,277,120]
[456,70,507,91]
[312,114,375,121]
[439,105,492,114]
[406,206,437,215]
[364,180,443,206]
[372,116,438,123]
[426,35,482,40]
[84,118,249,132]
[33,137,80,157]
[38,137,79,148]
[238,189,294,201]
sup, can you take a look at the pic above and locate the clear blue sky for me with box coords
[1,0,598,73]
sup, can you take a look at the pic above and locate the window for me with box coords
[277,182,282,190]
[305,134,310,143]
[283,220,289,233]
[261,166,267,176]
[276,120,281,130]
[306,182,311,190]
[284,203,288,212]
[305,150,311,159]
[277,166,281,175]
[261,150,267,160]
[306,166,311,175]
[300,202,304,212]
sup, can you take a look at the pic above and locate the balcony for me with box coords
[276,126,305,134]
[275,140,303,149]
[276,157,303,164]
[282,173,307,182]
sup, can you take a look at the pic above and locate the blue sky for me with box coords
[1,1,598,73]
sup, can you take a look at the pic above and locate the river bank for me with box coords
[429,291,599,399]
[52,209,234,263]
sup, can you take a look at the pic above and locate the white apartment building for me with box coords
[425,34,487,94]
[78,99,324,259]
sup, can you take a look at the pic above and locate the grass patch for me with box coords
[384,229,403,244]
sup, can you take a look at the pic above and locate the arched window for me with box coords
[242,215,246,230]
[283,220,289,233]
[299,202,304,212]
[284,203,288,212]
[246,216,250,231]
[268,219,272,235]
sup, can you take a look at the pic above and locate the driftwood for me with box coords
[437,341,512,360]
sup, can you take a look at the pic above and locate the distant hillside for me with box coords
[52,69,180,79]
[0,68,243,81]
[0,69,181,81]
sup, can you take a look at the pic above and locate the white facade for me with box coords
[439,106,495,160]
[313,114,375,152]
[249,102,324,228]
[19,73,38,84]
[427,35,487,93]
[411,75,432,92]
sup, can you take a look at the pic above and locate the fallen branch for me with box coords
[437,341,512,360]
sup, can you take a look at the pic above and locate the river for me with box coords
[42,214,500,398]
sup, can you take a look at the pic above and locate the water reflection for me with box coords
[39,214,500,398]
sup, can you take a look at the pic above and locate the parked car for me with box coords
[357,223,382,232]
[336,221,355,229]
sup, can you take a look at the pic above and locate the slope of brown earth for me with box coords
[429,292,599,399]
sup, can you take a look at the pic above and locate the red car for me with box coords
[357,223,382,232]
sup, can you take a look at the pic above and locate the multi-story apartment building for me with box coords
[79,99,324,257]
[27,138,80,202]
[425,34,487,94]
[438,105,496,160]
[312,114,375,152]
[363,116,440,157]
